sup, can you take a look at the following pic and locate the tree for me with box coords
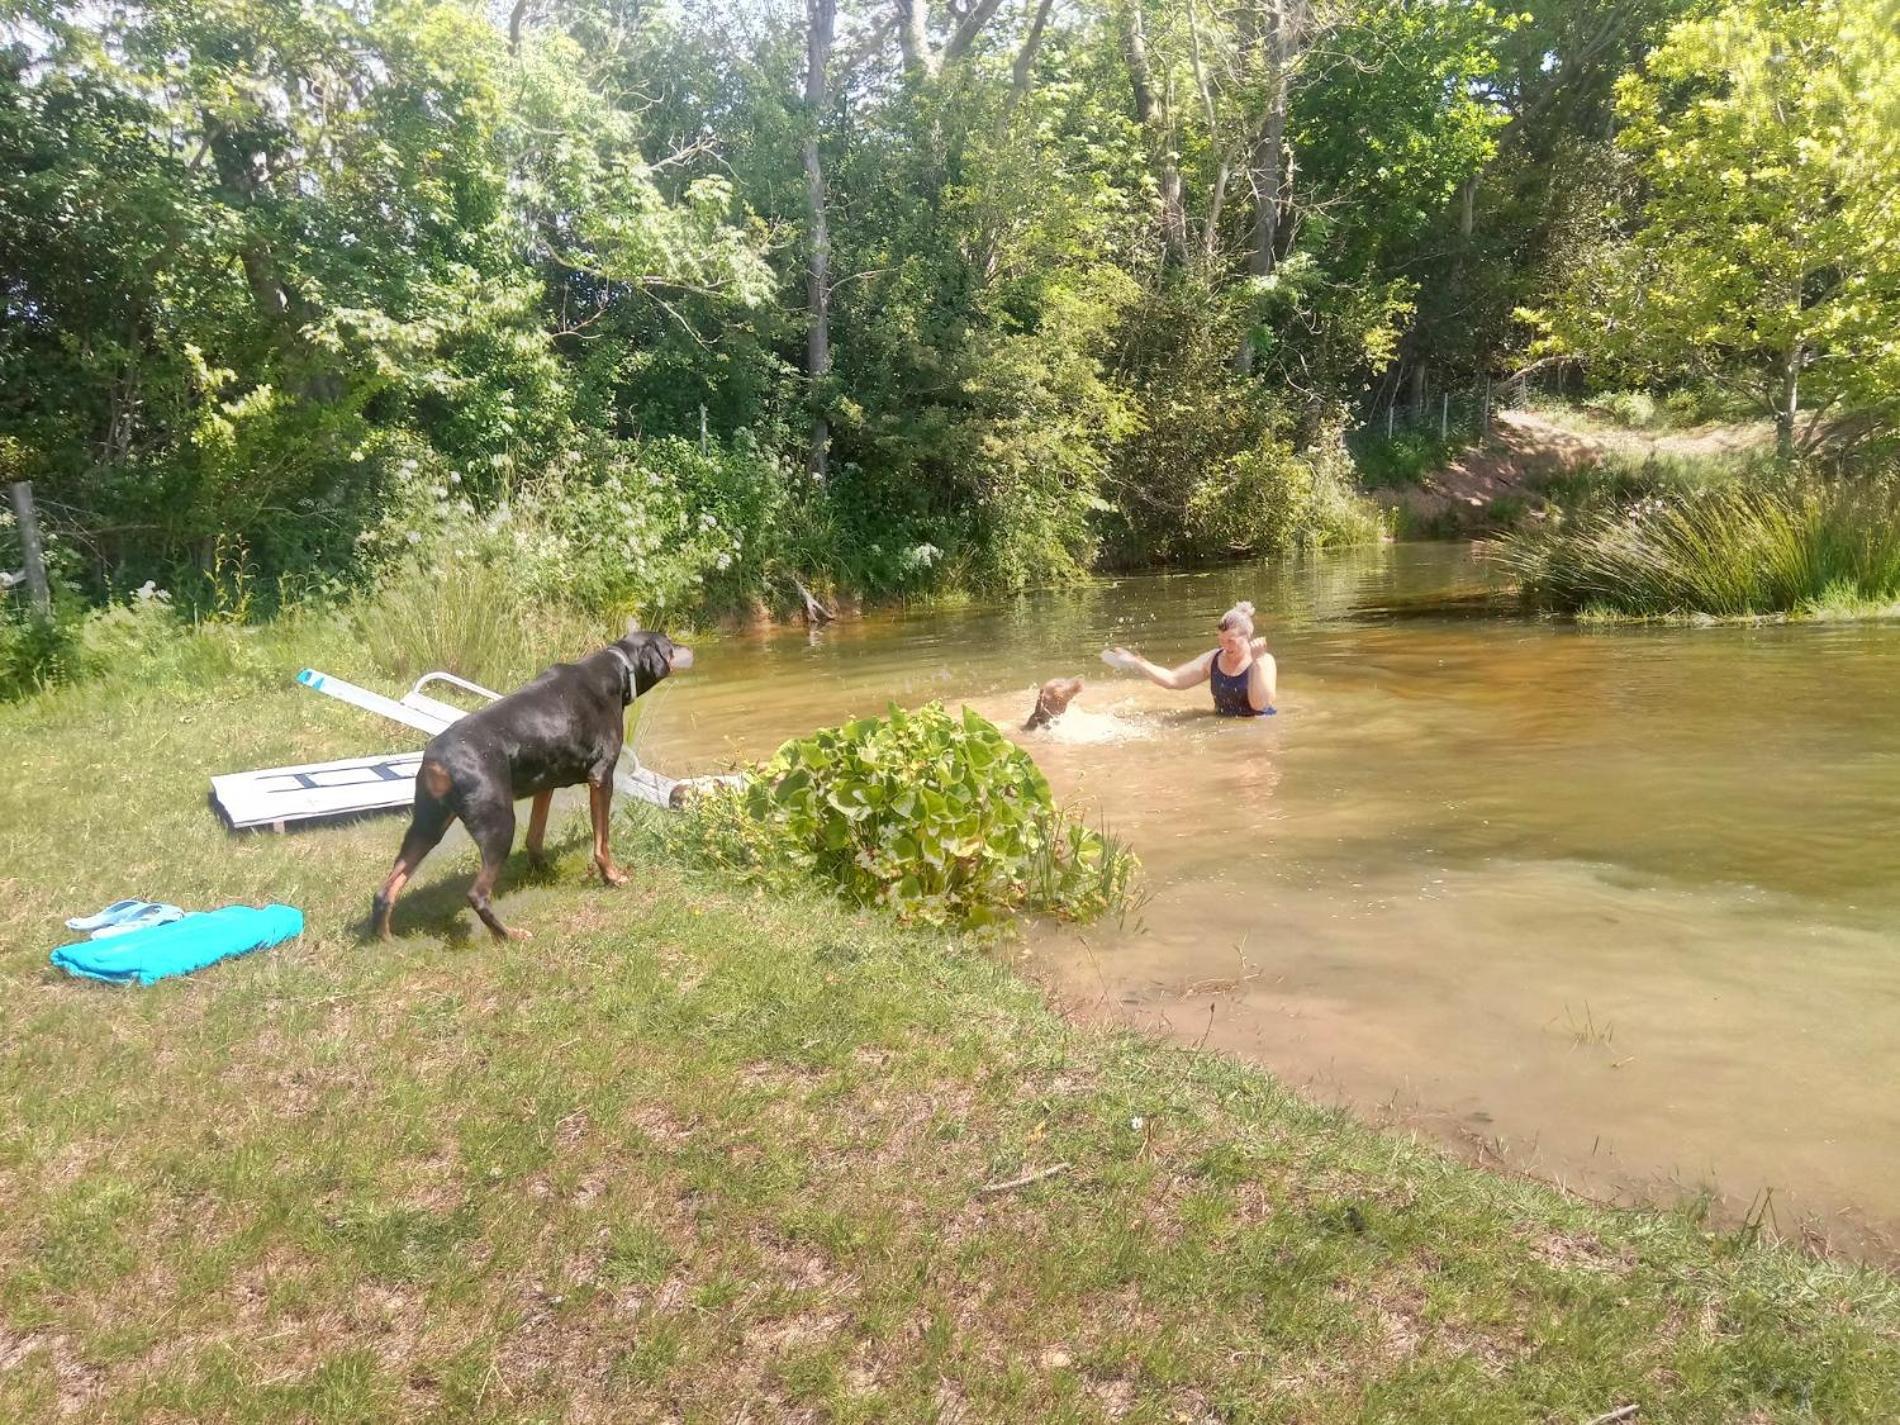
[1527,0,1900,457]
[804,0,835,481]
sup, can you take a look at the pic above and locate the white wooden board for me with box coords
[212,752,425,830]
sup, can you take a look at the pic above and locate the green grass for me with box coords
[1502,477,1900,619]
[4,657,1900,1421]
[1525,449,1752,513]
[1519,387,1758,436]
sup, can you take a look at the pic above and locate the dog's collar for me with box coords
[605,645,636,705]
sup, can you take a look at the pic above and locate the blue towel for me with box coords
[50,904,304,986]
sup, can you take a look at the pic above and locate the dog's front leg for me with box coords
[589,778,628,886]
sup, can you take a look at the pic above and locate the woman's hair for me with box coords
[1218,601,1256,637]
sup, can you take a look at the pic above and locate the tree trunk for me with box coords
[1236,0,1293,372]
[1185,0,1229,260]
[1120,0,1186,267]
[1003,0,1056,122]
[805,0,836,483]
[1251,1,1291,278]
[895,0,934,75]
[943,0,1006,64]
[207,127,293,321]
[1776,346,1801,462]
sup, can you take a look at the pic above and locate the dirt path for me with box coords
[1380,408,1775,528]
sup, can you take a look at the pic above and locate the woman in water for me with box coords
[1109,601,1276,716]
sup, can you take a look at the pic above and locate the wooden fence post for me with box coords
[7,480,51,618]
[1440,392,1449,441]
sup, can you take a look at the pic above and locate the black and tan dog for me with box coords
[372,629,692,941]
[1022,676,1084,731]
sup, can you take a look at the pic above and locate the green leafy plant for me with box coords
[672,703,1137,927]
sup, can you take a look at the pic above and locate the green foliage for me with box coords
[1527,449,1753,514]
[348,556,605,694]
[0,602,84,701]
[1184,427,1385,554]
[673,703,1137,927]
[1103,281,1384,563]
[0,0,768,607]
[1503,473,1900,617]
[1524,0,1900,454]
[1348,425,1481,491]
[12,0,1841,618]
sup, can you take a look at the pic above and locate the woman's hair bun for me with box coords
[1235,601,1255,616]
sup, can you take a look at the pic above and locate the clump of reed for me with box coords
[1502,475,1900,619]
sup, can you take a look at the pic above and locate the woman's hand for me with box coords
[1249,636,1268,657]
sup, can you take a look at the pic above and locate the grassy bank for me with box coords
[5,668,1900,1422]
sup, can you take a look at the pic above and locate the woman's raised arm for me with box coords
[1110,647,1214,691]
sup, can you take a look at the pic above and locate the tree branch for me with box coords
[1004,0,1057,116]
[943,0,1007,63]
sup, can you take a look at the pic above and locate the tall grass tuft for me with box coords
[350,555,610,691]
[1502,476,1900,618]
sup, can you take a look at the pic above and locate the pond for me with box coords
[639,544,1900,1259]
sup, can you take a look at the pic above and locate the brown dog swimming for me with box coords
[1023,676,1084,731]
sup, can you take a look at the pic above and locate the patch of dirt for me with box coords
[1374,409,1776,529]
[0,1329,106,1416]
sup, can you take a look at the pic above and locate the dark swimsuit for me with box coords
[1209,650,1275,718]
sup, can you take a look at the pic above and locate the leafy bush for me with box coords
[1103,279,1388,566]
[671,703,1138,927]
[1503,474,1900,617]
[0,603,85,701]
[1348,428,1467,491]
[1581,390,1662,429]
[1,581,285,703]
[1186,429,1385,554]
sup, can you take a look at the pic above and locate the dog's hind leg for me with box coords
[373,797,455,940]
[464,798,527,941]
[524,790,553,866]
[589,778,628,886]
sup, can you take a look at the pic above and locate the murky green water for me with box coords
[641,544,1900,1257]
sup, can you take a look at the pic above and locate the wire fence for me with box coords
[1350,365,1570,452]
